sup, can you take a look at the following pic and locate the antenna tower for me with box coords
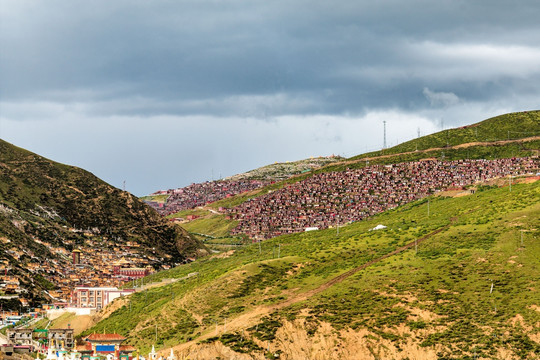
[383,120,387,149]
[123,180,126,192]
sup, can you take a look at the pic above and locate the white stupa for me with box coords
[46,344,57,360]
[166,349,176,360]
[148,345,157,360]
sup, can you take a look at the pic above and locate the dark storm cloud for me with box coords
[2,0,540,117]
[2,0,540,195]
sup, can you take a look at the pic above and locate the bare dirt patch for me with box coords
[407,306,443,322]
[52,314,94,335]
[211,250,235,259]
[272,319,441,360]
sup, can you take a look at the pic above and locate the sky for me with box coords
[1,1,540,196]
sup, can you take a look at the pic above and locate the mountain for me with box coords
[84,176,540,359]
[0,139,206,307]
[78,111,539,358]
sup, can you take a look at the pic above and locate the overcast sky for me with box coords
[1,1,539,196]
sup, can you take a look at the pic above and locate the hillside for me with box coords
[225,156,344,181]
[350,110,540,160]
[33,111,540,358]
[143,156,344,217]
[83,178,540,359]
[0,139,206,307]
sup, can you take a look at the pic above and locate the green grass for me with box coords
[165,208,212,219]
[140,194,170,203]
[85,179,540,358]
[181,215,239,238]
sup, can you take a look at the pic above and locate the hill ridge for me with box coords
[0,138,206,307]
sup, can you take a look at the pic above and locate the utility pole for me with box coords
[258,240,261,255]
[278,244,281,258]
[521,230,524,247]
[509,175,512,192]
[427,198,430,217]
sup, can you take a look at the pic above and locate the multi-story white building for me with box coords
[70,287,134,310]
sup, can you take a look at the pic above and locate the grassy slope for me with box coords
[140,194,170,203]
[350,110,540,160]
[84,180,539,359]
[226,156,344,181]
[180,215,239,238]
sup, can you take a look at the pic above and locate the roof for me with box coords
[84,333,126,342]
[75,342,135,353]
[75,343,92,352]
[119,345,136,352]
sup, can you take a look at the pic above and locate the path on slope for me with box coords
[166,216,464,355]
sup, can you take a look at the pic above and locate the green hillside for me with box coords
[83,179,540,359]
[350,110,540,160]
[226,156,344,181]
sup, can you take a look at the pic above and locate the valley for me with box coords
[1,111,538,359]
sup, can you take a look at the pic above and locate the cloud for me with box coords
[2,1,540,194]
[422,88,459,107]
[0,105,438,195]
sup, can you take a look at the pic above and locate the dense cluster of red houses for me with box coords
[146,180,270,215]
[229,157,538,239]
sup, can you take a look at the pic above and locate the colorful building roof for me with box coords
[84,334,127,342]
